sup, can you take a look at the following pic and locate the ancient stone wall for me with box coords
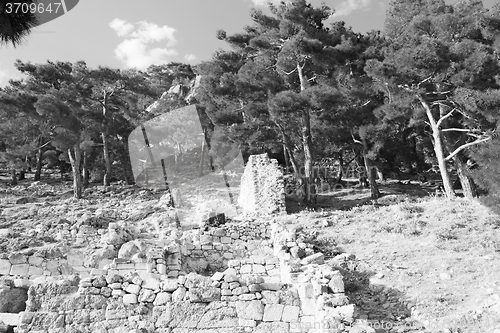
[2,220,363,333]
[238,154,286,215]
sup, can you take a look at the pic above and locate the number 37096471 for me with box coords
[4,2,63,14]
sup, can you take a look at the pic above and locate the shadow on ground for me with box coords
[286,180,450,213]
[330,256,421,333]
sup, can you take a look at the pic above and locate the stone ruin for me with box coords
[238,154,286,215]
[0,216,370,333]
[0,154,374,333]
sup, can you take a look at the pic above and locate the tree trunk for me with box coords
[199,133,206,177]
[418,94,456,199]
[102,132,112,186]
[297,62,313,204]
[361,139,380,199]
[19,169,26,181]
[102,92,112,186]
[275,123,300,178]
[432,130,455,198]
[301,108,313,203]
[82,150,89,188]
[442,135,477,199]
[68,145,83,199]
[335,150,343,183]
[10,169,17,186]
[34,145,43,181]
[454,155,476,199]
[283,143,291,175]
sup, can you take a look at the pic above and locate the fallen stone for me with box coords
[300,253,325,265]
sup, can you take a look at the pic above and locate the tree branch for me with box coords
[445,137,492,161]
[351,131,362,145]
[441,128,471,133]
[436,108,457,128]
[417,75,433,88]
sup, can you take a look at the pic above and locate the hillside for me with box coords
[1,176,499,332]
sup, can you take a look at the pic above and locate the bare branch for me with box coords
[445,137,492,161]
[417,75,433,88]
[351,131,362,145]
[279,68,297,76]
[441,128,471,133]
[436,108,457,127]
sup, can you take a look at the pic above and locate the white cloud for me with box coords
[109,19,178,70]
[109,18,134,37]
[131,21,176,45]
[184,54,197,63]
[331,0,373,18]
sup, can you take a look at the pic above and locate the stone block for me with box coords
[239,318,257,327]
[153,292,172,306]
[252,264,266,274]
[328,273,345,293]
[123,294,138,304]
[260,283,282,291]
[211,271,224,281]
[281,305,300,322]
[240,264,252,274]
[142,278,161,291]
[27,256,44,266]
[187,287,221,302]
[172,286,186,302]
[125,284,141,295]
[139,288,156,302]
[10,264,29,276]
[238,294,257,301]
[300,253,325,265]
[28,265,44,276]
[263,303,284,322]
[0,259,12,275]
[157,263,167,275]
[221,237,232,244]
[112,289,126,297]
[162,279,178,292]
[8,254,27,265]
[235,300,264,321]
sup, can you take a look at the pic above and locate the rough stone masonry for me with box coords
[238,154,286,215]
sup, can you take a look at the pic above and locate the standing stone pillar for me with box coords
[238,154,286,215]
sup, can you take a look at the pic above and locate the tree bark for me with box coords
[82,150,89,188]
[10,169,17,186]
[297,62,313,204]
[102,92,112,186]
[454,155,476,199]
[199,133,206,177]
[34,145,43,181]
[361,138,380,199]
[68,145,83,199]
[442,135,477,199]
[335,150,343,183]
[417,94,456,199]
[275,123,300,178]
[301,108,313,203]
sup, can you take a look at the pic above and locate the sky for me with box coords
[0,0,498,86]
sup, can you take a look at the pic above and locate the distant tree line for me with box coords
[1,0,500,209]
